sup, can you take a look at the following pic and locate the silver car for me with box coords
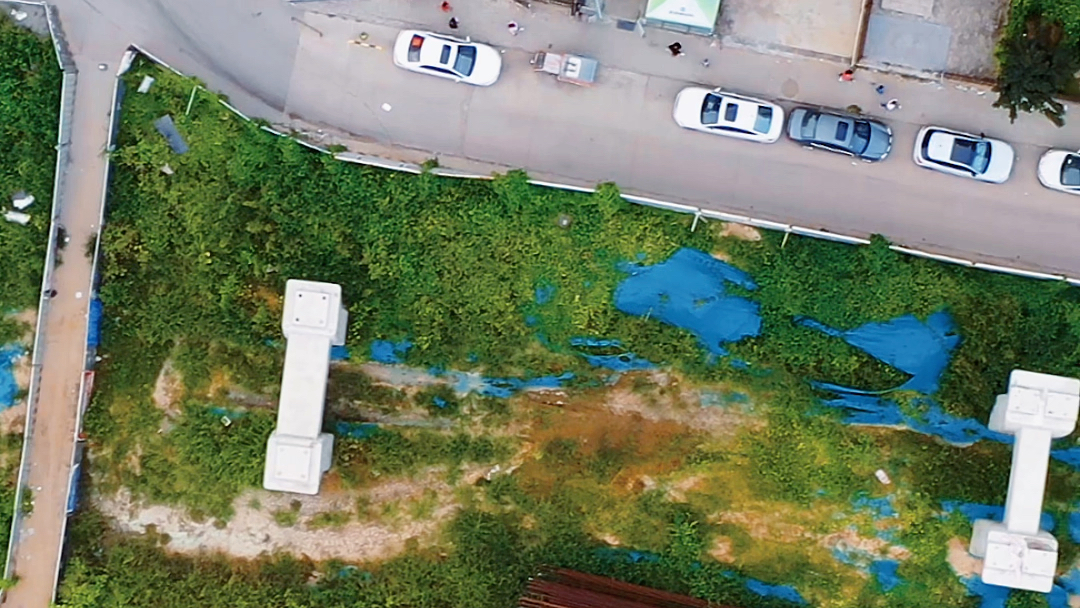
[787,108,892,161]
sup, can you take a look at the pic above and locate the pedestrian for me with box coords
[507,21,522,35]
[874,84,885,95]
[448,17,459,29]
[881,98,900,111]
[839,68,854,82]
[46,289,57,298]
[667,41,683,57]
[701,58,710,68]
[440,1,452,12]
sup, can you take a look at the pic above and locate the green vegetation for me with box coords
[0,16,59,314]
[69,57,1080,608]
[995,0,1080,124]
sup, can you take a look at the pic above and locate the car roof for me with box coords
[813,113,853,145]
[926,131,961,163]
[418,37,454,65]
[715,95,763,131]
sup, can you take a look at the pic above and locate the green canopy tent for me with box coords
[643,0,721,35]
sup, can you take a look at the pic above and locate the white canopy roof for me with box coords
[644,0,721,32]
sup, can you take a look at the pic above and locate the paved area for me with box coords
[6,0,1080,599]
[862,0,1006,77]
[719,0,862,58]
[2,59,116,608]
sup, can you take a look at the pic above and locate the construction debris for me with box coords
[12,191,34,210]
[137,75,155,94]
[153,115,189,154]
[4,211,30,226]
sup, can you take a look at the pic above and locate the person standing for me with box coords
[448,17,459,29]
[882,98,900,111]
[440,1,452,11]
[667,41,684,57]
[839,68,854,82]
[507,21,523,35]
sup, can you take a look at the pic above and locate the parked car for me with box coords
[1037,149,1080,195]
[392,30,502,86]
[786,108,892,161]
[913,126,1014,183]
[672,87,784,143]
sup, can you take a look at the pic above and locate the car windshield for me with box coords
[700,94,723,124]
[754,106,773,134]
[951,138,991,173]
[408,35,424,62]
[849,121,871,154]
[1062,154,1080,187]
[453,45,477,76]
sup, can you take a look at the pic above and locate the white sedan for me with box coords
[1037,150,1080,195]
[392,30,502,86]
[913,126,1015,184]
[673,87,784,143]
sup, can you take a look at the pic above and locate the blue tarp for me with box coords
[870,559,901,591]
[615,248,761,356]
[370,339,412,364]
[87,297,104,348]
[0,344,23,409]
[570,337,654,372]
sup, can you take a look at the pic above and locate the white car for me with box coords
[392,30,502,86]
[913,126,1015,184]
[673,87,784,143]
[1037,150,1080,195]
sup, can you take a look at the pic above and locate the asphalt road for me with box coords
[44,0,1080,277]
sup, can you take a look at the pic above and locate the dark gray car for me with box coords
[787,108,893,161]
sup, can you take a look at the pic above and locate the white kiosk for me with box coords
[262,280,347,495]
[969,370,1080,592]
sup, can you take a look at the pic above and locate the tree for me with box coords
[994,16,1080,126]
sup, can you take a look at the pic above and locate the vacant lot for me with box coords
[57,59,1080,608]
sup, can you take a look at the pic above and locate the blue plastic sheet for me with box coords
[0,344,22,409]
[370,339,412,364]
[87,297,104,348]
[330,345,350,361]
[800,310,958,394]
[570,337,654,372]
[942,501,1055,532]
[615,248,761,356]
[963,577,1011,608]
[745,580,807,605]
[335,421,379,439]
[870,559,901,591]
[450,371,574,398]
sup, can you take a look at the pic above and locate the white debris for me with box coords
[12,192,34,210]
[161,164,174,175]
[381,103,392,112]
[875,469,892,485]
[10,9,27,21]
[3,211,30,225]
[137,75,156,94]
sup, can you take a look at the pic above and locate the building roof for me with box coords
[519,569,740,608]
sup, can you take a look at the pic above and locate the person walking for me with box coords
[667,41,684,57]
[448,17,459,29]
[881,98,900,111]
[839,68,854,82]
[440,1,452,11]
[874,84,886,95]
[507,21,522,35]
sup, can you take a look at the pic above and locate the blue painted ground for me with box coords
[614,248,761,356]
[447,370,575,399]
[0,344,23,409]
[335,421,379,439]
